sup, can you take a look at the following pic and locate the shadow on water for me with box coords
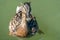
[26,17,44,38]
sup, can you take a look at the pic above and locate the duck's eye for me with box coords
[18,11,22,13]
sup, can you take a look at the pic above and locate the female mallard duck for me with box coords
[9,2,37,37]
[9,3,28,37]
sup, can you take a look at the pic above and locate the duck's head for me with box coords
[23,2,31,13]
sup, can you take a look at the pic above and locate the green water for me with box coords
[0,0,60,40]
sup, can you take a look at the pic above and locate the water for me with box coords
[0,0,60,40]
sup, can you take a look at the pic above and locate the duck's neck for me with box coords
[21,12,27,28]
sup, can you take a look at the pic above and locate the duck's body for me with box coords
[9,12,22,36]
[9,5,28,37]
